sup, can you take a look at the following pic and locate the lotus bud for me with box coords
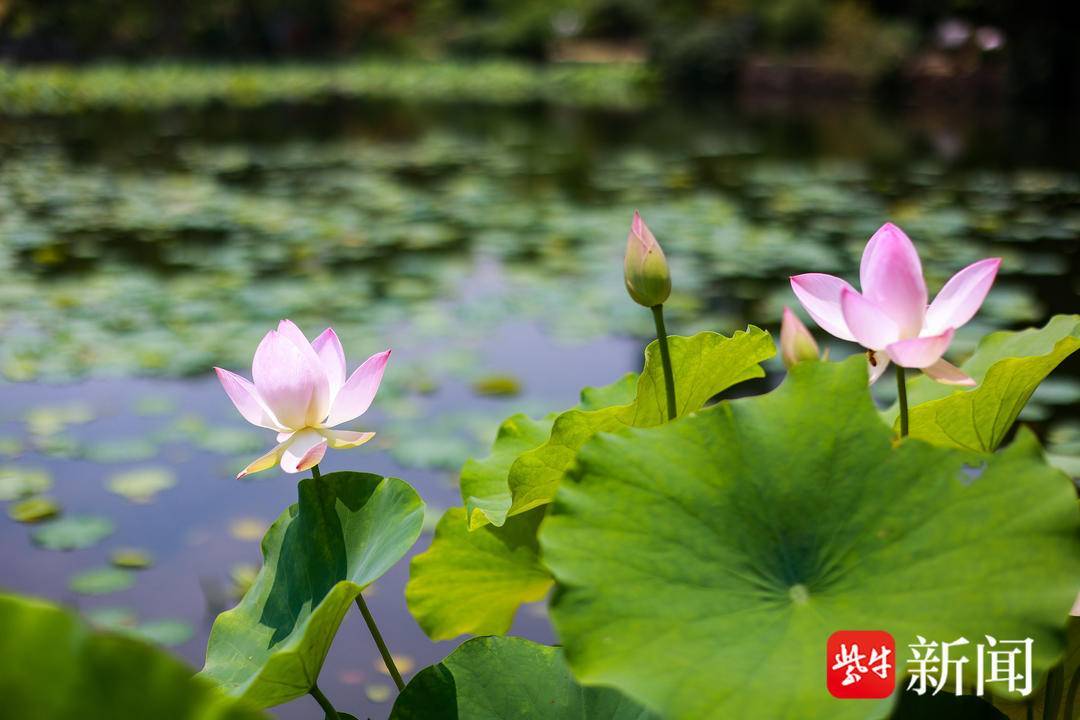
[780,307,820,368]
[624,211,671,308]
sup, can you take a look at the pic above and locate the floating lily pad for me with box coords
[7,496,60,523]
[85,606,138,631]
[106,467,176,503]
[0,437,23,458]
[377,654,415,677]
[471,374,522,397]
[228,517,269,542]
[0,466,52,501]
[130,619,194,647]
[366,683,393,703]
[32,515,114,550]
[69,567,136,595]
[540,358,1080,719]
[84,438,159,463]
[110,547,154,570]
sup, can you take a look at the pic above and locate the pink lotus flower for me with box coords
[790,223,1000,386]
[215,320,390,478]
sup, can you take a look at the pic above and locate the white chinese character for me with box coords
[869,644,892,680]
[906,636,969,695]
[977,636,1033,696]
[832,643,868,686]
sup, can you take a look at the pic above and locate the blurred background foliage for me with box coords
[0,0,1074,104]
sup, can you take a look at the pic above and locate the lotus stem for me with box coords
[309,683,340,720]
[896,366,909,437]
[356,592,405,692]
[651,304,677,421]
[311,464,322,481]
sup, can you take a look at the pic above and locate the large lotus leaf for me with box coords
[541,357,1080,720]
[406,507,551,640]
[460,415,555,530]
[890,315,1080,453]
[389,636,659,720]
[460,373,639,532]
[505,327,773,520]
[199,472,424,708]
[0,592,265,720]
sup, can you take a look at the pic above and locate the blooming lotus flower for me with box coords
[790,223,1000,386]
[215,320,390,478]
[780,307,821,368]
[624,211,671,308]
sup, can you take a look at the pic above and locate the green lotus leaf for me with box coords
[503,327,773,522]
[892,315,1080,453]
[406,507,551,640]
[32,514,114,550]
[70,566,136,595]
[0,465,52,500]
[541,357,1080,720]
[461,414,555,530]
[106,467,177,503]
[389,636,659,720]
[7,495,60,522]
[0,592,265,719]
[199,471,424,709]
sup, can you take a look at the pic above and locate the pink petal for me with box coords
[867,351,891,385]
[319,428,376,449]
[251,330,327,430]
[312,328,347,397]
[789,274,857,342]
[324,349,391,427]
[859,223,927,339]
[280,429,327,474]
[214,367,284,430]
[276,320,331,424]
[780,307,820,367]
[237,435,295,479]
[922,358,976,386]
[840,288,900,350]
[886,328,956,369]
[924,258,1001,335]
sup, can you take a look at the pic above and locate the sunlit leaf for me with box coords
[406,507,551,640]
[541,358,1080,720]
[893,315,1080,453]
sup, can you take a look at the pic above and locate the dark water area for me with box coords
[0,94,1077,718]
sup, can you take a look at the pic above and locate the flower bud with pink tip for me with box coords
[780,307,821,368]
[215,320,389,478]
[624,211,671,308]
[790,222,999,386]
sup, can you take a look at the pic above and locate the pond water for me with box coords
[0,96,1077,718]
